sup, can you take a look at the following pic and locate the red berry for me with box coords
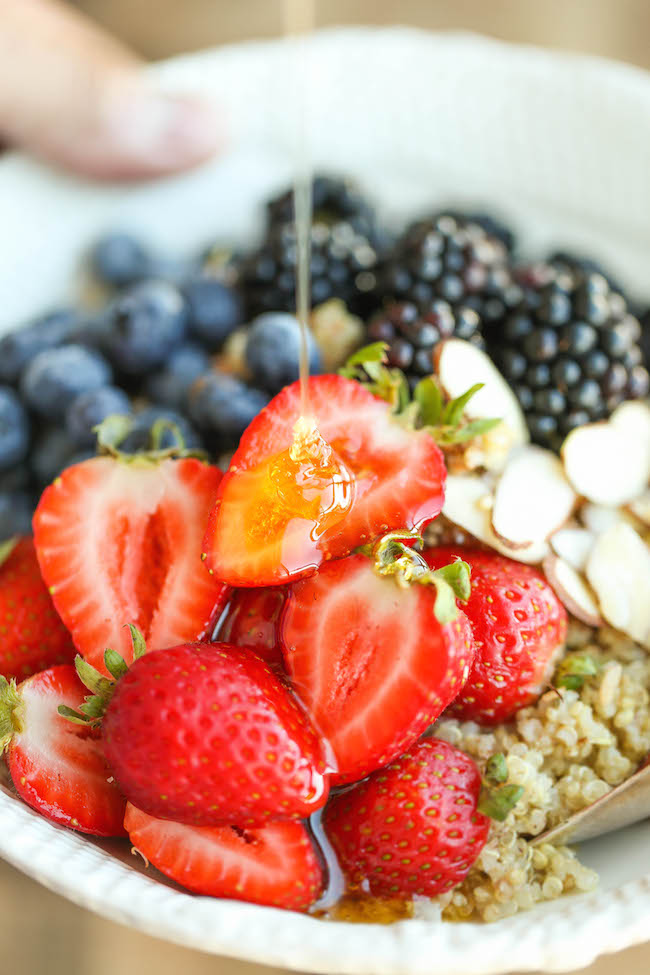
[324,738,489,898]
[203,375,446,586]
[0,537,76,681]
[124,803,323,911]
[217,587,286,670]
[281,553,475,785]
[102,642,330,827]
[33,456,229,674]
[1,665,126,836]
[424,547,567,723]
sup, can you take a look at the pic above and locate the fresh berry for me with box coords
[0,464,31,492]
[267,174,377,229]
[424,547,567,723]
[486,263,650,449]
[0,538,76,680]
[119,407,202,453]
[377,212,518,328]
[641,308,650,371]
[203,375,447,586]
[324,738,489,898]
[65,386,132,448]
[100,642,330,826]
[124,803,322,911]
[241,220,382,318]
[90,232,153,288]
[0,665,126,835]
[245,313,322,393]
[0,386,30,471]
[365,300,483,389]
[183,276,244,349]
[20,344,112,420]
[280,544,474,784]
[33,452,227,672]
[0,309,78,385]
[30,427,83,488]
[188,372,269,446]
[144,342,211,411]
[217,587,286,669]
[102,280,188,375]
[0,491,34,541]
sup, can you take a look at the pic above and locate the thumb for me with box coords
[0,0,221,180]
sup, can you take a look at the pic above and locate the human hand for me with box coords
[0,0,220,179]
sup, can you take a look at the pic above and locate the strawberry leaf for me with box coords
[413,377,443,426]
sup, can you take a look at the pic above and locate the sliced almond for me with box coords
[627,490,650,526]
[491,445,576,548]
[543,554,602,626]
[586,522,650,647]
[443,473,549,565]
[550,525,596,571]
[435,339,528,471]
[562,406,650,506]
[579,503,627,535]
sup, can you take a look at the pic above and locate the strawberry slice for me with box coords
[124,803,323,911]
[216,587,286,670]
[0,665,126,835]
[203,375,446,586]
[280,547,475,785]
[33,456,228,673]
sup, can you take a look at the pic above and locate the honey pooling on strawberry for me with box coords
[228,413,355,577]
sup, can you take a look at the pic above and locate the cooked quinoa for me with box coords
[430,620,650,921]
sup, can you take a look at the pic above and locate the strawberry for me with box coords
[33,450,228,675]
[324,737,490,898]
[0,537,76,681]
[124,803,323,911]
[280,535,475,785]
[202,374,446,586]
[0,665,125,835]
[424,547,567,723]
[70,636,331,827]
[216,587,286,670]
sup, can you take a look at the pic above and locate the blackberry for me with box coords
[241,176,385,318]
[487,264,650,450]
[376,212,519,331]
[365,299,482,390]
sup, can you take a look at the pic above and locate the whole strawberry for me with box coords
[65,633,330,827]
[0,537,76,681]
[424,547,567,723]
[324,738,490,898]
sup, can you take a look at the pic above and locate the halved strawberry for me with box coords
[203,375,446,586]
[33,456,228,673]
[124,803,323,911]
[280,544,475,785]
[216,587,286,670]
[0,665,125,835]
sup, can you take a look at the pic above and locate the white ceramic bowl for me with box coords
[1,28,650,975]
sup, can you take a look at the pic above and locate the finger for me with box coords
[0,0,221,180]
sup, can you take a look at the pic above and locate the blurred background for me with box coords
[2,2,650,974]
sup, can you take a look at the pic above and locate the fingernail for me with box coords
[107,85,222,169]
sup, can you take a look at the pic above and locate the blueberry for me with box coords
[0,308,78,384]
[188,372,268,442]
[0,491,34,541]
[103,280,188,375]
[90,233,152,287]
[143,342,211,410]
[0,386,30,472]
[184,276,243,349]
[0,464,32,492]
[245,313,322,393]
[30,428,79,487]
[20,344,112,419]
[65,386,132,448]
[120,407,202,454]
